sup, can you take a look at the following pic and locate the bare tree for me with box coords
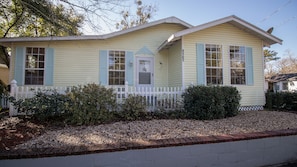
[265,49,297,77]
[60,0,127,33]
[276,50,297,74]
[0,0,128,67]
[116,0,157,30]
[264,49,280,77]
[265,62,277,77]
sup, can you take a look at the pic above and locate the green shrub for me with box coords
[11,89,72,121]
[66,83,117,125]
[182,85,241,120]
[265,92,297,111]
[220,86,241,117]
[118,94,147,121]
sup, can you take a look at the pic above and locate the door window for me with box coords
[139,60,151,84]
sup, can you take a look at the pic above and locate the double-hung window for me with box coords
[25,47,45,85]
[230,46,246,84]
[108,51,125,85]
[205,44,223,85]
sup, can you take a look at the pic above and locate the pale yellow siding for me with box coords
[168,40,183,87]
[183,23,265,106]
[9,21,267,107]
[10,23,186,87]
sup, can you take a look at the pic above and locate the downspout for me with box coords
[262,40,266,104]
[181,36,185,89]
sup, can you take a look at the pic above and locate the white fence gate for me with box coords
[9,80,184,116]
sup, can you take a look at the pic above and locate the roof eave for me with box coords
[0,16,193,45]
[228,17,283,46]
[159,15,283,50]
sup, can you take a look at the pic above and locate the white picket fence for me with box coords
[0,96,9,109]
[9,80,184,116]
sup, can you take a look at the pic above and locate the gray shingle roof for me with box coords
[268,73,297,82]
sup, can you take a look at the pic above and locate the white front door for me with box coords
[136,57,154,87]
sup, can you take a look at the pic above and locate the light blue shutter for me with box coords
[99,50,108,85]
[14,47,25,86]
[125,51,134,86]
[196,43,205,85]
[246,47,254,85]
[45,48,54,86]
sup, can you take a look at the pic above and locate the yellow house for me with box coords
[0,15,282,110]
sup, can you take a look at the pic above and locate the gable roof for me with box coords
[135,46,154,56]
[268,73,297,82]
[0,17,192,46]
[158,15,283,50]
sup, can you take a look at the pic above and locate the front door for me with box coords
[136,57,154,87]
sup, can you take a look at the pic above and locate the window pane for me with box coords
[25,47,45,85]
[206,68,223,85]
[39,55,44,61]
[212,60,216,67]
[26,48,32,54]
[205,44,222,85]
[230,46,246,85]
[39,62,44,68]
[139,72,151,84]
[120,64,125,70]
[139,60,151,72]
[206,60,211,67]
[33,48,38,54]
[230,69,246,84]
[217,60,222,67]
[108,51,125,85]
[212,53,216,59]
[206,52,211,59]
[120,58,124,63]
[217,53,222,59]
[120,72,125,77]
[39,48,45,54]
[25,70,44,85]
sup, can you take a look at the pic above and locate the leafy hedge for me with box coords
[265,92,297,111]
[182,85,241,120]
[10,84,242,125]
[10,84,149,125]
[11,89,72,121]
[117,94,147,121]
[66,83,117,125]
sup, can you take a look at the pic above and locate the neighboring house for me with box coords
[266,73,297,92]
[0,15,282,110]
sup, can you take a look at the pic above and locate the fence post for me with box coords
[125,81,129,98]
[9,79,18,116]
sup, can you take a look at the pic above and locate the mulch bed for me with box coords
[0,111,45,150]
[1,110,297,151]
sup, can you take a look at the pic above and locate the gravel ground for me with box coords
[12,110,297,150]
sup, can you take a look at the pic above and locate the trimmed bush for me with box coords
[11,89,72,121]
[220,86,241,117]
[182,85,241,120]
[66,83,117,125]
[118,94,147,121]
[265,92,297,111]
